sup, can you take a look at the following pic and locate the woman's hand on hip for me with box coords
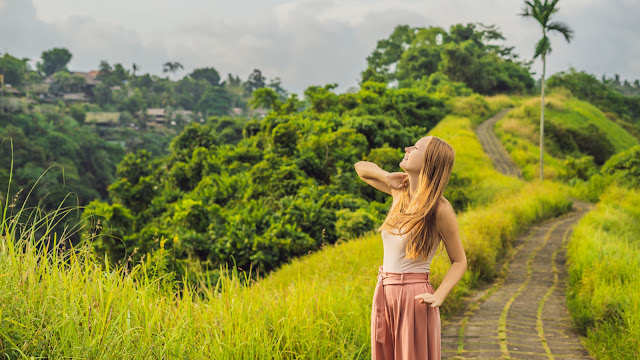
[415,292,444,308]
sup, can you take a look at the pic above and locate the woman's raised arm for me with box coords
[354,161,395,195]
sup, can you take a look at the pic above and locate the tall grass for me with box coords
[0,179,572,359]
[565,181,640,360]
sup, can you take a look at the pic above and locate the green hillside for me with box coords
[0,99,575,358]
[495,91,639,181]
[2,90,639,358]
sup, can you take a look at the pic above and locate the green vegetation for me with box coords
[494,91,639,181]
[362,23,534,95]
[548,68,640,136]
[83,81,454,280]
[566,181,640,359]
[39,48,72,76]
[429,95,521,209]
[0,112,125,211]
[0,132,572,360]
[2,12,640,358]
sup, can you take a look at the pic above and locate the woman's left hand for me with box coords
[415,292,444,308]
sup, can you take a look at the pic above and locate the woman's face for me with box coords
[399,136,431,173]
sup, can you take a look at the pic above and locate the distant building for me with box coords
[86,112,125,144]
[2,85,24,97]
[63,93,89,103]
[42,70,102,101]
[69,71,101,86]
[146,108,167,125]
[86,112,120,127]
[25,83,50,99]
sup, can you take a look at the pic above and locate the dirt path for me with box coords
[475,108,523,179]
[441,199,595,359]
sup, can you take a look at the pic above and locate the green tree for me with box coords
[601,145,640,189]
[267,77,289,99]
[364,23,533,94]
[0,53,28,85]
[121,88,146,114]
[189,67,221,86]
[520,0,574,180]
[93,83,112,106]
[245,69,266,96]
[249,87,281,112]
[196,87,232,116]
[176,77,209,110]
[362,25,417,83]
[40,48,72,76]
[97,61,128,86]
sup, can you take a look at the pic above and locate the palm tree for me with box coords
[162,61,184,79]
[520,0,574,180]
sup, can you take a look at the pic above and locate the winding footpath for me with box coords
[440,109,595,359]
[475,108,523,179]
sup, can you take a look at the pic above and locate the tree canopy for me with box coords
[40,48,72,76]
[362,23,535,95]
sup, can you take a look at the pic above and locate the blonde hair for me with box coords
[376,136,455,261]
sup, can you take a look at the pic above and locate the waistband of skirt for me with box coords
[377,265,430,285]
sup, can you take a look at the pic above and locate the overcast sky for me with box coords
[1,0,638,95]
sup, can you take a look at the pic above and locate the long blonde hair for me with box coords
[376,136,455,261]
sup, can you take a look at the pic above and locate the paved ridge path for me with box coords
[440,109,595,359]
[441,200,594,359]
[475,108,523,179]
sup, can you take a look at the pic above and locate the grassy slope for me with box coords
[566,182,640,360]
[494,91,639,181]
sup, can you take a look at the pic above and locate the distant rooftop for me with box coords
[86,112,120,124]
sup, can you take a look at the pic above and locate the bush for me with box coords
[562,155,598,182]
[601,145,640,189]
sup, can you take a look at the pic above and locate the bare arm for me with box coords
[415,198,468,307]
[433,199,467,303]
[354,161,392,195]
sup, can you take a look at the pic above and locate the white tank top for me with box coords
[382,227,438,273]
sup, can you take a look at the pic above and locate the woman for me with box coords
[354,136,467,360]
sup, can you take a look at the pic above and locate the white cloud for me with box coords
[1,0,638,96]
[55,15,169,74]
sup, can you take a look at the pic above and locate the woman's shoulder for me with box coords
[436,196,454,216]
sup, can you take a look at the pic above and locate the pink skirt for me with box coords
[371,265,441,360]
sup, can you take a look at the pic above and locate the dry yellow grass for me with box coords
[499,116,538,144]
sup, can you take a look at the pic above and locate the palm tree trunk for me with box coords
[540,54,546,181]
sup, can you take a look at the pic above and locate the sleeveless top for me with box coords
[381,227,438,273]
